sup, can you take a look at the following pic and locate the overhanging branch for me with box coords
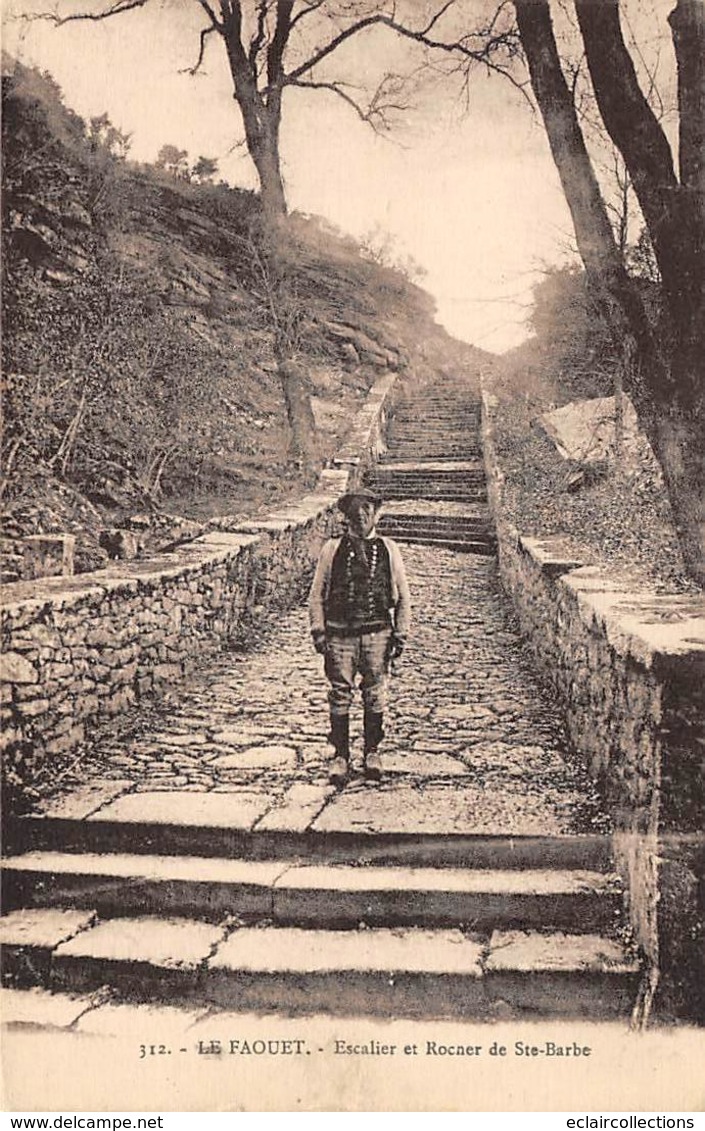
[285,12,521,87]
[289,0,325,33]
[20,0,151,25]
[180,23,220,75]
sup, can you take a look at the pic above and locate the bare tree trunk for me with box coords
[653,408,705,581]
[220,6,319,480]
[251,131,287,224]
[575,0,705,387]
[514,0,705,584]
[514,3,658,373]
[278,358,320,480]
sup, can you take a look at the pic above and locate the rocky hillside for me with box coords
[2,58,490,578]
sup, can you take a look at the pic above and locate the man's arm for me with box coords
[308,539,336,636]
[387,540,411,640]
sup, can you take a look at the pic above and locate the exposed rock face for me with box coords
[534,395,653,468]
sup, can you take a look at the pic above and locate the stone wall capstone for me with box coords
[481,389,705,1022]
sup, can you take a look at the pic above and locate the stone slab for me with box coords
[381,500,489,518]
[311,783,576,836]
[55,916,224,969]
[485,930,639,973]
[0,908,95,950]
[157,733,208,747]
[38,781,134,820]
[2,852,287,920]
[434,704,497,721]
[271,866,620,929]
[210,926,483,975]
[211,745,297,770]
[0,987,94,1029]
[3,851,285,886]
[378,461,484,473]
[196,532,258,550]
[380,751,469,777]
[89,790,271,830]
[275,867,619,896]
[254,783,335,832]
[208,727,274,747]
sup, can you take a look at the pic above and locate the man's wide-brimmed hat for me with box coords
[336,488,383,515]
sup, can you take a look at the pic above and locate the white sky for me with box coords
[2,1,672,352]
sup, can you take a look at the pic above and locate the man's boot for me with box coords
[328,713,350,786]
[363,709,385,781]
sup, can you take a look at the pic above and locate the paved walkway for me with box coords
[45,544,608,837]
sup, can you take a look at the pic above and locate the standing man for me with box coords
[309,488,411,786]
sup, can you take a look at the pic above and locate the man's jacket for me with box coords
[309,535,411,637]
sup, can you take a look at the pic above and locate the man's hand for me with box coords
[390,633,406,660]
[312,630,327,655]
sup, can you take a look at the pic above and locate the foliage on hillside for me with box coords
[1,58,485,575]
[488,266,694,593]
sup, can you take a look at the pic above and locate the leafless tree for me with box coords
[17,0,520,480]
[407,0,704,582]
[513,0,705,584]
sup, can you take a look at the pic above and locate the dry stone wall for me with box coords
[1,375,396,806]
[482,390,705,1022]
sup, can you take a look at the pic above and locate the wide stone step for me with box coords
[373,491,488,502]
[390,426,479,432]
[393,405,480,414]
[391,420,480,428]
[376,534,496,555]
[0,909,639,1020]
[375,459,484,472]
[2,854,620,931]
[388,434,481,444]
[381,452,483,463]
[5,815,615,870]
[386,449,483,459]
[380,515,493,530]
[370,472,487,484]
[378,527,495,542]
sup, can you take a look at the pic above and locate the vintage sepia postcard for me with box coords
[1,0,704,1114]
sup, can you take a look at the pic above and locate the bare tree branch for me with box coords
[289,0,325,33]
[20,0,150,25]
[180,23,220,75]
[419,0,458,37]
[195,0,221,29]
[289,71,413,131]
[268,0,293,89]
[288,77,379,125]
[285,9,525,103]
[249,0,270,71]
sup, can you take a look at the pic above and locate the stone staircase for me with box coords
[367,380,496,554]
[1,818,638,1020]
[0,375,640,1026]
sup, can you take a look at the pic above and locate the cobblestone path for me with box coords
[59,544,608,837]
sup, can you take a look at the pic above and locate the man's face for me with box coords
[345,499,379,538]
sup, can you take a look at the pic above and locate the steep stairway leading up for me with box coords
[366,380,496,555]
[1,377,639,1028]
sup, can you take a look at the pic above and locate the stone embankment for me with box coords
[482,390,705,1022]
[0,376,394,803]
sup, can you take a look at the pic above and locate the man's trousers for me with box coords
[324,628,393,717]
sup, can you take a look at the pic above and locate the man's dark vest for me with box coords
[326,536,393,632]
